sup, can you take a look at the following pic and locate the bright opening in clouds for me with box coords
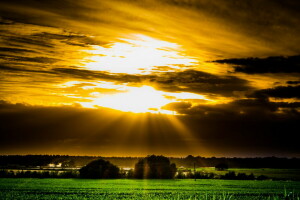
[61,81,209,114]
[83,34,197,74]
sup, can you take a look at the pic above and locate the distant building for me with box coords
[48,163,62,168]
[48,163,55,168]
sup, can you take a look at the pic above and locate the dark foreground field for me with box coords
[0,179,299,200]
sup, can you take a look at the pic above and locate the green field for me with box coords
[0,179,299,200]
[192,168,300,180]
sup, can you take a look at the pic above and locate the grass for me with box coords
[190,168,300,180]
[0,178,299,199]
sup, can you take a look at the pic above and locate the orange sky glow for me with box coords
[0,0,299,157]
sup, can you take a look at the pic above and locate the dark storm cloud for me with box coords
[213,55,300,74]
[0,64,139,82]
[163,98,275,116]
[0,101,96,152]
[2,35,54,48]
[0,0,93,24]
[0,55,60,64]
[287,80,300,85]
[0,101,191,155]
[52,68,251,96]
[0,64,57,75]
[1,65,248,97]
[150,70,251,96]
[0,47,36,54]
[1,25,102,49]
[3,66,250,98]
[52,68,143,82]
[0,100,298,157]
[0,19,106,77]
[180,109,300,156]
[164,98,299,155]
[0,64,33,72]
[251,85,300,99]
[162,96,300,139]
[32,32,104,47]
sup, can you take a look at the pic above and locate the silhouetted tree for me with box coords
[79,159,120,179]
[134,155,176,179]
[1,155,300,169]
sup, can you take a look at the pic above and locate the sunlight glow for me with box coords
[82,34,197,74]
[58,34,211,114]
[93,86,172,114]
[60,81,211,114]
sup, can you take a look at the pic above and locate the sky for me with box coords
[0,0,299,157]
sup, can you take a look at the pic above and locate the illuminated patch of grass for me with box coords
[0,179,299,199]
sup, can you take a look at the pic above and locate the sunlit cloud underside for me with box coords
[60,81,210,114]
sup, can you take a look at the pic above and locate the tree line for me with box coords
[0,155,299,169]
[2,155,294,180]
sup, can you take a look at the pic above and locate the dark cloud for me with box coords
[1,63,251,99]
[0,0,94,25]
[32,32,105,47]
[180,110,300,156]
[160,89,296,156]
[53,68,252,96]
[163,97,300,121]
[213,55,300,74]
[167,99,274,117]
[0,47,36,54]
[52,68,142,82]
[0,55,60,64]
[161,102,192,112]
[3,36,54,48]
[150,70,251,96]
[251,85,300,99]
[163,98,299,155]
[0,64,141,82]
[0,20,107,76]
[0,100,298,157]
[287,80,300,85]
[0,101,192,156]
[0,64,24,72]
[1,58,251,97]
[0,17,14,25]
[0,63,56,75]
[1,26,103,49]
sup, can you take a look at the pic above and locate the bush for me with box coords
[134,155,176,179]
[79,159,120,179]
